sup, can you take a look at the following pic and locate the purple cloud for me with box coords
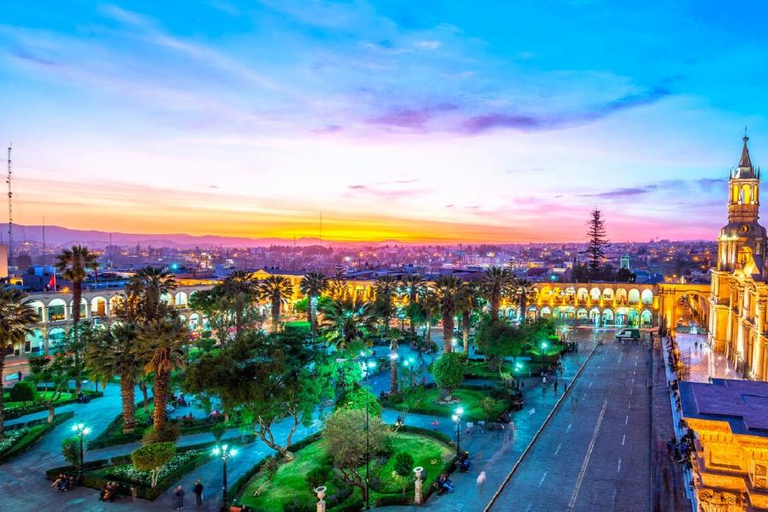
[368,103,457,130]
[11,48,59,67]
[578,185,658,198]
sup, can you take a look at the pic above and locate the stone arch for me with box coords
[48,327,67,349]
[615,307,629,327]
[601,308,615,325]
[189,313,201,330]
[48,298,67,321]
[641,309,653,327]
[69,298,87,319]
[615,288,628,306]
[577,287,589,302]
[27,300,45,323]
[589,307,601,325]
[539,286,552,303]
[174,291,188,308]
[26,328,45,353]
[602,288,614,302]
[589,287,601,301]
[628,309,640,327]
[628,289,641,305]
[641,289,653,305]
[540,306,552,317]
[109,295,125,317]
[576,307,589,321]
[91,296,107,317]
[160,292,173,305]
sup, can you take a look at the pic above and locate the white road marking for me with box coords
[568,398,609,510]
[539,471,548,486]
[625,415,629,425]
[629,388,633,396]
[525,504,532,512]
[635,361,638,367]
[555,442,563,455]
[631,378,634,384]
[617,458,622,473]
[566,423,572,433]
[622,434,626,446]
[628,401,631,410]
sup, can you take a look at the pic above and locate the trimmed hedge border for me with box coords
[45,437,234,501]
[3,389,103,420]
[0,411,76,464]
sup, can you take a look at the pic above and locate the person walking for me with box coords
[477,471,487,495]
[174,485,185,510]
[553,379,559,394]
[193,479,203,506]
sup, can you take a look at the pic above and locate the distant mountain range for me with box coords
[8,223,341,248]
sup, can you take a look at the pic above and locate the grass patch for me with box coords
[238,432,453,511]
[389,387,508,422]
[0,411,75,464]
[1,390,102,420]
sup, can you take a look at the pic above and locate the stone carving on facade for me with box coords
[697,489,744,512]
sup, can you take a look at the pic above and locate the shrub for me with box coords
[61,436,80,466]
[9,381,36,403]
[306,465,331,490]
[142,424,179,445]
[394,452,415,494]
[284,499,314,512]
[131,442,176,488]
[432,353,465,396]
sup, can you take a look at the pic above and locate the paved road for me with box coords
[490,339,651,512]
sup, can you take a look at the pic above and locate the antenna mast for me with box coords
[42,215,46,265]
[6,144,11,268]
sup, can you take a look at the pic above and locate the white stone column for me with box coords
[414,467,424,505]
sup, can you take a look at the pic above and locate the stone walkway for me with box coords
[675,333,737,382]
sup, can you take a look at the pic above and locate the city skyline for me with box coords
[2,1,768,243]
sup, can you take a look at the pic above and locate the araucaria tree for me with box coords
[0,288,37,436]
[584,209,610,279]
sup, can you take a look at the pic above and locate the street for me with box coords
[490,336,651,512]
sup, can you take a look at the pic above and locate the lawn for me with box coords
[2,391,76,411]
[238,432,453,511]
[390,387,509,422]
[0,411,75,464]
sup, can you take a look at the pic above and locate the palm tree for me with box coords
[85,323,141,433]
[126,266,178,321]
[299,272,329,337]
[515,278,537,322]
[434,276,463,354]
[374,275,399,333]
[419,289,439,346]
[399,274,425,336]
[319,297,376,351]
[221,270,260,341]
[259,275,294,333]
[55,246,98,351]
[133,317,189,432]
[0,288,36,436]
[456,281,479,355]
[480,266,513,321]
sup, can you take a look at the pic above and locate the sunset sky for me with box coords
[2,1,768,243]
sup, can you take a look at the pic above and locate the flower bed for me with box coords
[0,411,75,464]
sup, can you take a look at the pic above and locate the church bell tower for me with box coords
[717,133,767,272]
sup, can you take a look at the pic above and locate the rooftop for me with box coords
[679,378,768,437]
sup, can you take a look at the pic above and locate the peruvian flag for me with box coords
[47,273,56,291]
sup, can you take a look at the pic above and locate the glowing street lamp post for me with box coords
[360,350,377,510]
[540,340,549,375]
[71,423,91,480]
[452,407,464,456]
[212,444,237,508]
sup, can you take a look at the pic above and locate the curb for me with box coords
[482,342,601,512]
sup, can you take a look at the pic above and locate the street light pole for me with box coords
[541,341,548,375]
[452,407,464,457]
[71,423,91,481]
[213,444,238,509]
[359,349,376,510]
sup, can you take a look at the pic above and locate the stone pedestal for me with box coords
[314,486,326,512]
[414,467,424,505]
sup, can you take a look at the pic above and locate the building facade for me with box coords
[709,135,768,380]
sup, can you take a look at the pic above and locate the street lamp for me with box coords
[514,362,523,390]
[451,407,464,456]
[212,444,238,508]
[359,349,377,510]
[540,340,548,375]
[71,423,91,480]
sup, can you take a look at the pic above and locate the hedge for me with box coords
[0,411,76,464]
[45,441,216,501]
[3,390,103,420]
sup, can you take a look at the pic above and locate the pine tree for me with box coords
[584,209,609,279]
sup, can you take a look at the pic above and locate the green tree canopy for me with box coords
[432,352,465,399]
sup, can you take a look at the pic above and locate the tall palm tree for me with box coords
[133,317,189,432]
[399,274,425,336]
[299,272,329,337]
[0,288,36,436]
[434,276,463,354]
[456,281,479,355]
[419,289,439,346]
[259,275,294,333]
[480,266,513,320]
[374,275,398,333]
[221,270,260,341]
[55,245,98,334]
[319,297,376,351]
[515,278,537,322]
[126,266,177,321]
[85,323,141,433]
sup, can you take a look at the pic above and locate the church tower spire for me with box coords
[718,132,767,272]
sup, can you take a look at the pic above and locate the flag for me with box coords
[47,273,56,291]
